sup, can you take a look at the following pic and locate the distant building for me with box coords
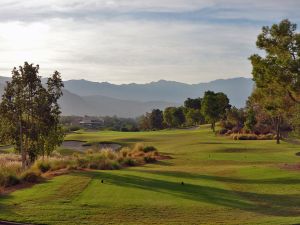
[79,116,104,129]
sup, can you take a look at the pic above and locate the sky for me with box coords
[0,0,299,84]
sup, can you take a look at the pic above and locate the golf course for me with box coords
[0,126,299,225]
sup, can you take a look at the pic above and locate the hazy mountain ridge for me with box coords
[0,76,254,117]
[64,77,254,107]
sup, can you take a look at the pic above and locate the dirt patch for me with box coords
[155,154,173,160]
[0,182,36,195]
[43,168,70,179]
[296,152,300,156]
[280,163,300,171]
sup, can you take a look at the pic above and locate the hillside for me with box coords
[59,90,177,117]
[0,76,253,117]
[63,77,254,107]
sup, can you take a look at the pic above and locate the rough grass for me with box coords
[0,126,299,224]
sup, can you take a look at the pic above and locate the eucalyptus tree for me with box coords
[0,62,64,168]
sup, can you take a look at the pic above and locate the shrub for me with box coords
[133,143,144,152]
[76,158,89,168]
[219,128,228,135]
[121,157,137,167]
[99,160,121,170]
[144,156,157,163]
[49,159,72,171]
[133,143,158,153]
[119,147,130,157]
[142,146,157,153]
[35,161,51,173]
[231,133,258,140]
[5,174,20,187]
[21,169,41,183]
[257,133,275,140]
[69,126,81,132]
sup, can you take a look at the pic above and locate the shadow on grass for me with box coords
[116,138,148,143]
[75,170,300,217]
[0,194,15,215]
[135,170,300,185]
[215,147,263,153]
[153,161,174,166]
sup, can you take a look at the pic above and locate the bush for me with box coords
[35,161,51,173]
[133,143,144,152]
[133,143,158,153]
[142,146,157,153]
[231,133,258,140]
[119,147,130,157]
[257,133,275,140]
[121,157,137,167]
[21,169,41,183]
[144,156,157,163]
[5,174,20,187]
[69,126,81,132]
[219,128,228,135]
[50,160,72,171]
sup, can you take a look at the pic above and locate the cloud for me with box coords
[0,0,299,83]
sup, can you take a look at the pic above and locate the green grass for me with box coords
[0,126,300,224]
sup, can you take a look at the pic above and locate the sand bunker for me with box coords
[61,141,121,152]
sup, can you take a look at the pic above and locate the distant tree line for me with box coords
[61,115,139,132]
[138,91,230,131]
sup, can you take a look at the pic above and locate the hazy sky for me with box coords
[0,0,299,84]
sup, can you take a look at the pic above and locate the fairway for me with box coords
[0,126,300,225]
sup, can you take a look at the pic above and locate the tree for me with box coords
[184,108,204,126]
[201,91,230,132]
[244,107,256,132]
[250,19,300,103]
[149,109,164,130]
[163,107,174,128]
[249,19,300,143]
[138,113,152,131]
[221,107,245,131]
[163,107,185,128]
[0,62,64,168]
[249,86,293,144]
[184,98,202,110]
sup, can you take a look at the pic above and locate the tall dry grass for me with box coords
[0,154,22,187]
[0,143,159,190]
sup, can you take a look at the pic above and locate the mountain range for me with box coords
[0,77,254,117]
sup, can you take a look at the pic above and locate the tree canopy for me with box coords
[0,62,64,168]
[249,19,300,143]
[201,91,230,132]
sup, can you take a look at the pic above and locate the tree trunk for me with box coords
[276,116,280,144]
[20,120,26,169]
[211,121,215,132]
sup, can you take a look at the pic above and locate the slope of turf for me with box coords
[0,126,300,225]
